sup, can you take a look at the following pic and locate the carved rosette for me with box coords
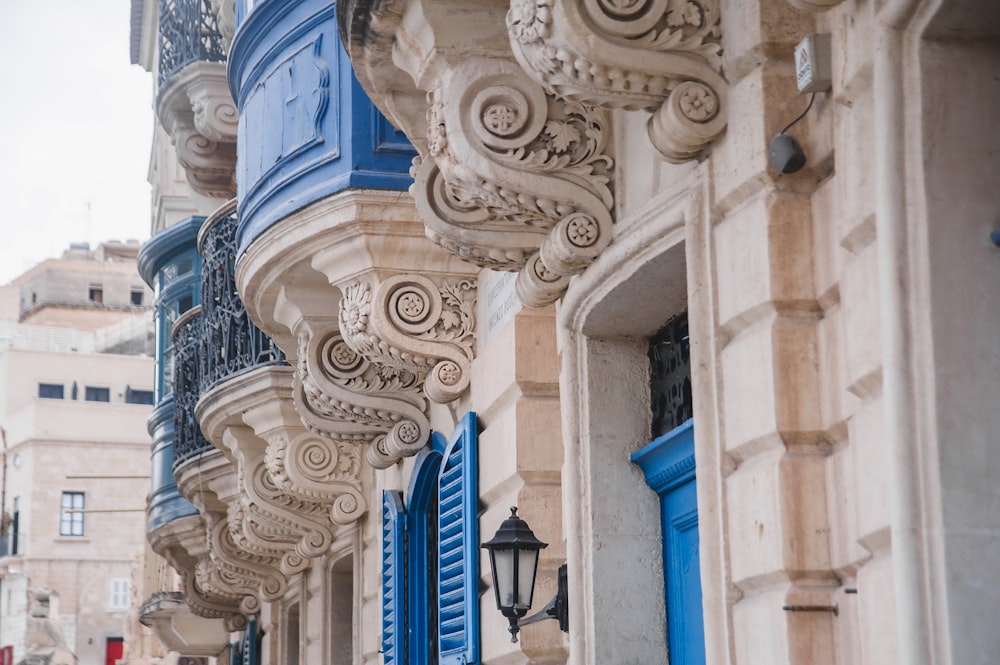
[226,449,336,576]
[264,431,367,525]
[338,276,476,404]
[411,60,614,306]
[206,512,289,607]
[507,0,727,163]
[293,324,430,468]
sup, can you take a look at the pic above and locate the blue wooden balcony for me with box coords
[227,0,416,257]
[138,217,205,533]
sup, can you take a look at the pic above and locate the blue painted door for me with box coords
[632,420,705,665]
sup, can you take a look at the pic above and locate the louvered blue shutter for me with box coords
[437,412,480,665]
[382,491,406,665]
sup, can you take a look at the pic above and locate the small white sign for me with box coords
[485,270,519,341]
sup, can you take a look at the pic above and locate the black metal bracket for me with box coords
[515,564,569,637]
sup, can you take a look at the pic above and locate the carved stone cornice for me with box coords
[507,0,727,163]
[156,61,237,198]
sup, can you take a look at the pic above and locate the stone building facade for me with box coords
[0,245,156,665]
[131,0,999,664]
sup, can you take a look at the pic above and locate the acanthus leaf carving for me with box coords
[411,61,615,306]
[507,0,727,163]
[293,324,430,467]
[338,275,477,403]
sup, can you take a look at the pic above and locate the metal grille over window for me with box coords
[157,0,226,85]
[649,310,693,438]
[172,308,212,469]
[198,200,287,394]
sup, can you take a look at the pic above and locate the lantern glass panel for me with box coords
[516,549,539,609]
[492,547,516,609]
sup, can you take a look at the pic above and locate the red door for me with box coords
[105,638,124,665]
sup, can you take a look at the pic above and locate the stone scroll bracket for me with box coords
[291,321,431,469]
[409,58,616,307]
[337,274,477,404]
[506,0,728,163]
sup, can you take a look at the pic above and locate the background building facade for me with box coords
[0,243,155,665]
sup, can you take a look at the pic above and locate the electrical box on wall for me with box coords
[795,34,832,93]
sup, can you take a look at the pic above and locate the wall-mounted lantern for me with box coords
[481,507,568,643]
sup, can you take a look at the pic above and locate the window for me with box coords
[38,383,64,399]
[109,579,129,609]
[88,285,103,304]
[382,412,480,665]
[59,492,85,536]
[84,386,110,403]
[130,289,144,306]
[631,310,705,665]
[10,497,19,556]
[125,387,154,405]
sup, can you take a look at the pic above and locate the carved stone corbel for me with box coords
[410,60,615,306]
[292,323,430,468]
[337,275,476,403]
[204,510,289,608]
[156,61,238,198]
[506,0,727,163]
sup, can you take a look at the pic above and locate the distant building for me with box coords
[0,243,155,665]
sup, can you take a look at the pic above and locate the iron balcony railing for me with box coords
[158,0,226,86]
[198,200,287,395]
[171,306,212,470]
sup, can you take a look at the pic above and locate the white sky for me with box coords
[0,1,153,285]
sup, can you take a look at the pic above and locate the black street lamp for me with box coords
[481,506,568,643]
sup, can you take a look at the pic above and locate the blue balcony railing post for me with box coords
[158,0,227,86]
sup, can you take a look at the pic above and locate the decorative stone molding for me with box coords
[292,323,430,468]
[156,61,238,198]
[506,0,727,163]
[146,512,248,632]
[235,190,479,467]
[337,275,476,403]
[196,365,367,572]
[411,60,615,306]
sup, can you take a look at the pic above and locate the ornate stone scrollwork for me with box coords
[507,0,727,163]
[293,325,430,468]
[264,431,367,525]
[206,511,289,606]
[174,127,237,199]
[338,275,476,403]
[184,558,249,632]
[411,61,614,306]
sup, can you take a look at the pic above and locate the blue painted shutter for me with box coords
[382,491,406,665]
[437,412,480,665]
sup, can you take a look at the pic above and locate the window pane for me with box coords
[59,492,84,536]
[84,387,110,402]
[38,383,64,399]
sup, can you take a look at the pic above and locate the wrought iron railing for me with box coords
[172,307,212,470]
[649,310,692,438]
[158,0,226,86]
[198,200,287,395]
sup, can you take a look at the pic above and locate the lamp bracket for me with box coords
[517,563,569,633]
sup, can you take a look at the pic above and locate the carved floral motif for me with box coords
[338,276,476,403]
[507,0,727,162]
